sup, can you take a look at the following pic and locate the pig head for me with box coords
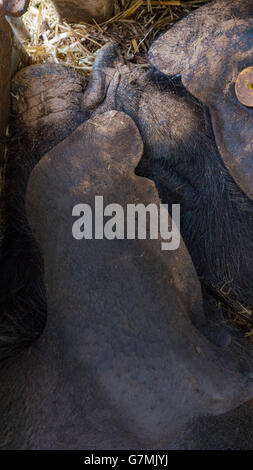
[0,0,29,243]
[149,0,253,201]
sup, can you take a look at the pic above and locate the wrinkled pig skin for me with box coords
[52,0,114,24]
[0,111,253,450]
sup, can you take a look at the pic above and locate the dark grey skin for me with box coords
[1,110,253,450]
[1,3,253,450]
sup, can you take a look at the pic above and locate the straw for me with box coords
[22,0,210,75]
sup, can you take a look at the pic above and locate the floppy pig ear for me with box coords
[4,0,29,16]
[149,0,253,201]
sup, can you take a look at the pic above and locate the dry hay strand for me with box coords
[217,286,253,340]
[22,0,211,75]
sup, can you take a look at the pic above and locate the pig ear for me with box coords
[149,8,198,77]
[149,0,253,200]
[5,0,29,16]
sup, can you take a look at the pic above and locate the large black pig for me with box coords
[0,0,253,450]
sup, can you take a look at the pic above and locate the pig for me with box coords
[148,0,253,313]
[1,0,253,450]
